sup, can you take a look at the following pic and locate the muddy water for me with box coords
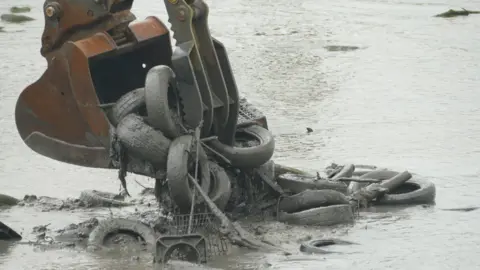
[1,0,480,269]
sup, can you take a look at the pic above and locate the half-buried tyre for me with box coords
[207,125,275,168]
[108,88,146,127]
[116,114,171,170]
[167,135,211,213]
[87,218,156,252]
[207,162,232,211]
[144,65,182,139]
[375,177,436,205]
[0,194,19,206]
[300,238,359,254]
[278,204,354,226]
[79,190,133,207]
[278,190,350,213]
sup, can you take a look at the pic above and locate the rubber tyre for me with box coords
[144,65,181,138]
[274,163,311,179]
[276,173,348,194]
[208,125,275,168]
[278,190,349,213]
[208,161,232,211]
[87,218,156,252]
[330,164,355,180]
[79,190,133,207]
[109,88,146,127]
[278,205,354,226]
[376,177,436,205]
[0,194,19,206]
[116,114,171,170]
[300,238,358,254]
[347,170,398,195]
[167,135,211,213]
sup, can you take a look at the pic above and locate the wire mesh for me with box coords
[161,212,230,257]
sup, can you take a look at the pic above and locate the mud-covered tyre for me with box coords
[208,162,232,211]
[278,190,349,213]
[276,173,348,194]
[208,125,275,168]
[0,194,19,206]
[144,65,181,139]
[87,218,156,252]
[167,135,211,213]
[278,204,354,226]
[330,164,355,180]
[79,190,132,207]
[376,177,436,205]
[116,114,171,170]
[274,163,311,179]
[108,88,146,127]
[347,170,399,195]
[300,238,358,254]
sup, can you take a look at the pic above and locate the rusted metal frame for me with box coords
[15,3,173,169]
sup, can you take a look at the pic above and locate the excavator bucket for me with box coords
[15,0,173,169]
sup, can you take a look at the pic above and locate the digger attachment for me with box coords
[15,0,172,168]
[14,0,241,168]
[164,0,240,144]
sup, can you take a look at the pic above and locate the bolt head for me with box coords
[45,6,56,17]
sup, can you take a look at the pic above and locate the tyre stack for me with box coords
[273,163,436,226]
[106,65,276,214]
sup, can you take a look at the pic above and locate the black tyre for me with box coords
[108,88,146,127]
[376,177,436,205]
[300,238,358,254]
[167,135,211,213]
[144,65,182,139]
[278,190,349,213]
[278,205,354,226]
[79,190,132,207]
[87,218,156,252]
[276,173,348,194]
[208,125,275,168]
[207,161,232,211]
[116,114,171,170]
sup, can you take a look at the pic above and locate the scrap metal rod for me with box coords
[188,126,202,234]
[187,174,288,253]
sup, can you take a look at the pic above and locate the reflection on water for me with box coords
[1,0,480,269]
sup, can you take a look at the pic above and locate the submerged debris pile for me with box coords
[434,8,480,18]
